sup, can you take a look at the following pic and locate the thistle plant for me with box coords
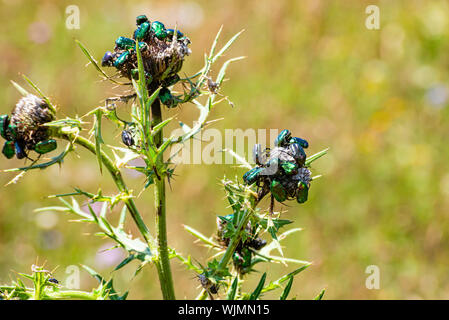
[0,14,326,300]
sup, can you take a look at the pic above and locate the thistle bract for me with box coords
[216,214,266,275]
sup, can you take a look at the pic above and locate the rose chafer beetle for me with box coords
[243,166,263,185]
[133,21,151,41]
[2,141,15,159]
[136,14,149,26]
[113,51,130,67]
[151,21,167,40]
[296,181,309,204]
[290,136,308,149]
[270,179,287,202]
[242,129,311,205]
[115,36,136,50]
[274,129,292,147]
[281,161,298,175]
[159,88,178,108]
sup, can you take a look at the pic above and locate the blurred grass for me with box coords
[1,0,449,299]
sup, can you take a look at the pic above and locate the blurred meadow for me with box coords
[1,0,449,299]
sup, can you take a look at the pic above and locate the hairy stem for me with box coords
[150,97,176,300]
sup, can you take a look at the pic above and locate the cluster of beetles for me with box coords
[1,95,56,160]
[243,129,311,205]
[101,14,190,109]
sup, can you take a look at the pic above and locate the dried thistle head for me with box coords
[1,94,56,159]
[102,15,191,86]
[9,94,54,145]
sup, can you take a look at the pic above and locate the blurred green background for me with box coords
[1,0,449,299]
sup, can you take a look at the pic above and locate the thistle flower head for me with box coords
[1,94,57,159]
[243,130,312,204]
[8,94,55,150]
[102,15,191,85]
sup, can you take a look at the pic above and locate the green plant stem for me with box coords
[150,97,176,300]
[0,286,97,300]
[54,131,155,252]
[47,290,98,300]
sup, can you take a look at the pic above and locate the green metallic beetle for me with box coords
[243,166,264,185]
[296,181,309,204]
[274,129,292,147]
[113,51,130,67]
[136,14,149,26]
[281,161,298,175]
[158,88,179,108]
[290,136,309,149]
[242,129,311,205]
[150,21,167,40]
[134,21,151,41]
[270,179,287,202]
[115,36,135,50]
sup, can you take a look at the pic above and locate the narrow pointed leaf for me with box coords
[208,25,223,60]
[226,277,238,300]
[314,288,326,300]
[280,276,294,300]
[22,74,57,114]
[305,148,329,166]
[75,40,128,85]
[114,254,137,271]
[249,272,266,300]
[10,80,30,96]
[216,56,245,86]
[212,30,244,63]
